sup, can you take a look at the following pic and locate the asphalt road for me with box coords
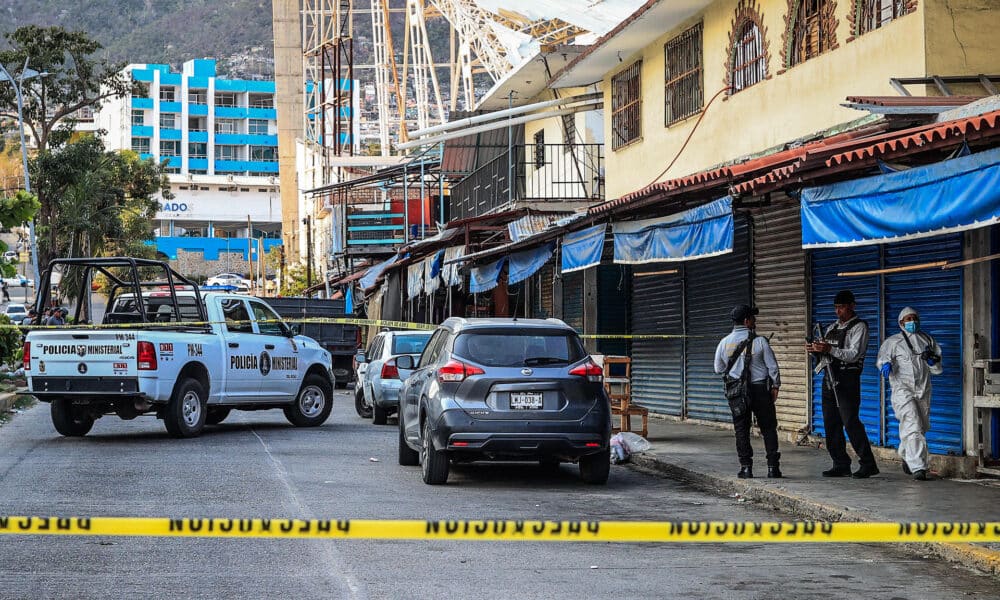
[0,390,996,599]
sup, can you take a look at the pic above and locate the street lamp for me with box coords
[0,59,47,288]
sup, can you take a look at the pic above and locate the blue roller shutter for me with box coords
[809,246,882,444]
[630,267,684,415]
[883,234,963,455]
[684,217,750,422]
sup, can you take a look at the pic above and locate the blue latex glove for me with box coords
[880,363,891,378]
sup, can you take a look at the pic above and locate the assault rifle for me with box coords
[808,322,840,408]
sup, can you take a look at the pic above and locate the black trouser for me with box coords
[731,382,779,467]
[822,370,877,469]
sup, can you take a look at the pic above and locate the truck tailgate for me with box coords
[30,331,138,378]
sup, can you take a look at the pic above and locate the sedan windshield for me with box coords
[455,330,587,368]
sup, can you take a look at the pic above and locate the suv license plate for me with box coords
[510,392,543,410]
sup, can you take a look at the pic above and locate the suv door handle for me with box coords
[265,344,275,350]
[228,342,239,348]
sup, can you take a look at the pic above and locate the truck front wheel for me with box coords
[284,374,333,427]
[164,379,207,438]
[51,398,94,437]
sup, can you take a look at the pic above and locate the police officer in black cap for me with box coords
[714,304,782,478]
[806,289,879,478]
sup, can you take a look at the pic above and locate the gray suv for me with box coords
[396,318,611,485]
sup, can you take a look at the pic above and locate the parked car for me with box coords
[2,275,33,288]
[355,330,432,424]
[205,272,251,288]
[396,317,611,485]
[3,250,17,263]
[4,303,27,320]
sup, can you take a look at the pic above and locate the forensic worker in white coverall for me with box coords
[876,307,942,481]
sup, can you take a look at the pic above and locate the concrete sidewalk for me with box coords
[629,416,1000,576]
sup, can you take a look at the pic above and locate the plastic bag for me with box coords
[609,432,652,464]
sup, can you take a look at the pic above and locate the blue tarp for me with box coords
[509,243,555,284]
[359,254,399,290]
[801,146,1000,248]
[561,224,605,273]
[344,285,354,315]
[613,196,733,264]
[469,257,507,293]
[430,249,445,279]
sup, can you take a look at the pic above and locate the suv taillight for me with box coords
[569,360,603,383]
[381,359,399,380]
[437,359,485,383]
[22,341,29,371]
[137,341,158,370]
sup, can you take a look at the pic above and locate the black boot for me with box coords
[738,465,753,479]
[767,465,782,478]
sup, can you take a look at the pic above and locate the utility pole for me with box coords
[303,215,313,290]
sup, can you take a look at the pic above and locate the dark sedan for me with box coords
[396,317,612,485]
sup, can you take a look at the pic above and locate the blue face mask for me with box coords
[903,321,919,334]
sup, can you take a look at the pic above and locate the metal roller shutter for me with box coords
[883,234,963,455]
[810,246,882,444]
[597,264,630,356]
[752,203,809,430]
[630,267,684,415]
[684,217,751,422]
[562,271,584,332]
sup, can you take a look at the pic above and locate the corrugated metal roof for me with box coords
[476,0,649,37]
[441,115,523,175]
[508,213,573,241]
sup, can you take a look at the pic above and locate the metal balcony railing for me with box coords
[450,143,603,220]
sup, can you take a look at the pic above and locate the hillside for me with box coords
[0,1,452,82]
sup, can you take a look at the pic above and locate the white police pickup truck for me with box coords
[24,257,335,438]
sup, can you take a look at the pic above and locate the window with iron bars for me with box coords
[132,138,150,154]
[665,23,704,125]
[856,0,910,35]
[730,19,767,93]
[788,0,835,67]
[611,60,642,150]
[131,110,144,126]
[159,140,181,157]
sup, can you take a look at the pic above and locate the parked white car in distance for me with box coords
[206,272,251,288]
[3,250,18,263]
[2,276,33,288]
[4,303,27,319]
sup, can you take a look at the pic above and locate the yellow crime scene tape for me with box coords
[2,517,999,543]
[4,317,697,338]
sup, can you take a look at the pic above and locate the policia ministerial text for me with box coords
[3,516,1000,543]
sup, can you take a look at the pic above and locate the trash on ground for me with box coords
[369,457,380,462]
[610,431,652,464]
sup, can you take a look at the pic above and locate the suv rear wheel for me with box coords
[420,419,449,485]
[578,447,610,485]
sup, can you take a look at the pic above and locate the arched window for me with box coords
[856,0,911,35]
[729,19,767,94]
[786,0,837,67]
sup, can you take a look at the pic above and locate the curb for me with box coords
[629,453,1000,577]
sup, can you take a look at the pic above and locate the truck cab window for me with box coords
[250,301,287,336]
[221,298,253,333]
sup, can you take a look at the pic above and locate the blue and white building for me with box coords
[97,59,282,263]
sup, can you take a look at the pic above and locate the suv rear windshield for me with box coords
[454,329,587,368]
[392,334,430,355]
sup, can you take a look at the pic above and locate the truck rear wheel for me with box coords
[51,398,94,437]
[164,379,207,438]
[284,374,333,427]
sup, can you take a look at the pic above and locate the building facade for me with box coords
[96,59,282,266]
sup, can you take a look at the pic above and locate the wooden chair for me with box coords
[602,355,648,438]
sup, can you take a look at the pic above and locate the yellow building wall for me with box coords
[603,0,932,201]
[923,0,1000,80]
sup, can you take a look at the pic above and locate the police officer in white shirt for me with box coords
[714,304,782,479]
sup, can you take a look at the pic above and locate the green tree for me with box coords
[31,136,171,301]
[0,26,134,268]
